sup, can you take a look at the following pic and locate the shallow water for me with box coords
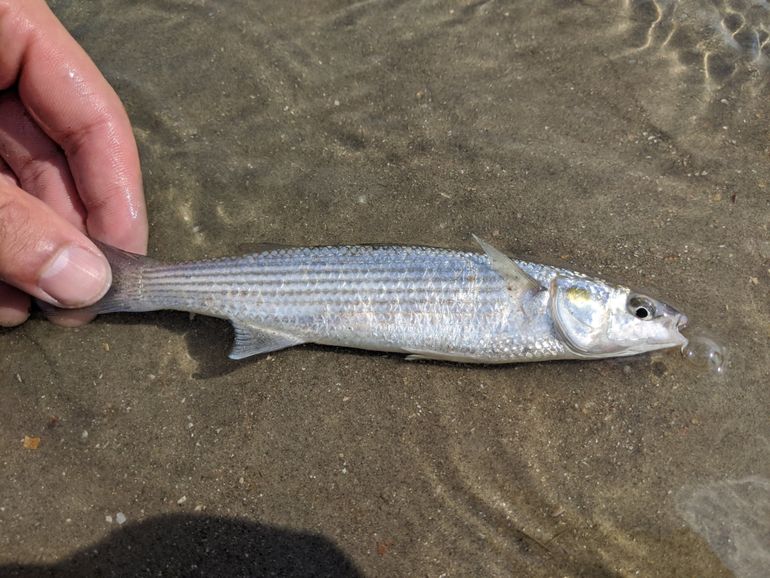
[1,1,769,575]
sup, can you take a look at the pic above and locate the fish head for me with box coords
[550,275,688,358]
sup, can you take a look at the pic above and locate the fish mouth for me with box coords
[677,313,689,330]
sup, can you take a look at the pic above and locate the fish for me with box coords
[71,237,689,363]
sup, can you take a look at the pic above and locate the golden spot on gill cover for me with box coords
[566,286,591,303]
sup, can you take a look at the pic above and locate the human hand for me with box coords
[0,0,147,326]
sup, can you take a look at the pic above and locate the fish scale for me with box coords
[79,239,688,363]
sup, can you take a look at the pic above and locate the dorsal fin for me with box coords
[472,235,543,296]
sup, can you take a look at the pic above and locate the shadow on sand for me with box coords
[0,513,362,577]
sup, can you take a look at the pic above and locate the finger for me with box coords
[1,155,94,327]
[0,92,86,230]
[0,0,147,253]
[0,155,18,187]
[0,159,30,326]
[35,297,95,327]
[0,157,38,327]
[0,180,110,308]
[0,281,30,326]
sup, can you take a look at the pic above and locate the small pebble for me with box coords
[22,436,41,450]
[177,496,187,505]
[116,512,126,525]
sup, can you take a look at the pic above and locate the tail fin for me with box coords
[42,242,163,318]
[87,241,162,314]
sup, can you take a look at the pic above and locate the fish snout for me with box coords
[657,300,687,330]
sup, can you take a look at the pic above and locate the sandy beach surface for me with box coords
[2,1,769,576]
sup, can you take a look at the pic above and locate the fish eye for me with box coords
[628,295,656,320]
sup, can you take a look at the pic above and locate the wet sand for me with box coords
[2,1,769,576]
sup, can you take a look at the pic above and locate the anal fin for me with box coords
[404,348,484,363]
[229,323,305,360]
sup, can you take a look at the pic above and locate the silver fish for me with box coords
[80,237,688,363]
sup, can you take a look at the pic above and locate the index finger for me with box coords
[0,0,147,253]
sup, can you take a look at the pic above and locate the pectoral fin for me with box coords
[472,235,543,296]
[229,323,305,360]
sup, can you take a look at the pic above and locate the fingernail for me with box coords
[39,245,111,307]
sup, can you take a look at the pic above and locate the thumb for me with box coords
[0,182,111,308]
